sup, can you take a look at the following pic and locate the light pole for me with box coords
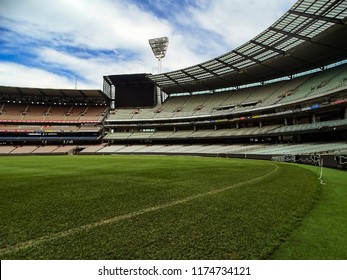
[149,37,169,104]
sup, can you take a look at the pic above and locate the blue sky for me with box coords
[0,0,296,89]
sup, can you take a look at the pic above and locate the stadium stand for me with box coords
[0,145,16,154]
[104,132,133,140]
[88,142,347,157]
[78,143,108,154]
[105,65,347,122]
[0,145,79,155]
[99,0,347,171]
[0,103,27,120]
[51,145,78,154]
[269,119,347,134]
[280,64,347,104]
[34,145,61,154]
[0,87,109,146]
[149,131,174,139]
[1,0,347,170]
[10,146,38,154]
[96,145,127,153]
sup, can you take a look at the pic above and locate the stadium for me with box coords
[1,0,347,260]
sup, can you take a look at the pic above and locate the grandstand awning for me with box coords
[0,86,109,103]
[148,0,347,94]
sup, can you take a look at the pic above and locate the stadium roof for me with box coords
[104,73,154,86]
[0,86,109,103]
[148,0,347,95]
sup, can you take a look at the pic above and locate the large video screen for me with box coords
[104,74,156,108]
[115,82,155,108]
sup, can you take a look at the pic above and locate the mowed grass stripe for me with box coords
[0,155,275,248]
[0,162,279,256]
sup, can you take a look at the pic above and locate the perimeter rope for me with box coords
[272,154,326,185]
[317,158,326,185]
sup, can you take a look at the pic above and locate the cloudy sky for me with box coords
[0,0,296,89]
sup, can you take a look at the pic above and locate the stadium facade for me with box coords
[0,0,346,168]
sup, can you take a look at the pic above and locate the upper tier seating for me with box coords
[280,64,347,104]
[0,104,108,123]
[105,64,347,122]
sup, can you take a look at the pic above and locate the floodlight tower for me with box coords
[149,36,169,74]
[149,36,169,104]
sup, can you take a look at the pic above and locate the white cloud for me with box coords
[182,0,296,50]
[0,0,173,50]
[37,48,144,88]
[0,62,78,89]
[0,0,297,89]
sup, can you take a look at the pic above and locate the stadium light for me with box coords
[149,37,169,105]
[149,36,169,74]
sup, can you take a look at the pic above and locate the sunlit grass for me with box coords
[0,155,335,259]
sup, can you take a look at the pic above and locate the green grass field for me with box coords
[0,155,346,259]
